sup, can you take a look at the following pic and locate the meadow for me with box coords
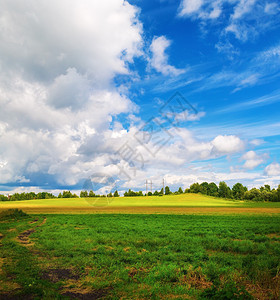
[0,194,280,299]
[0,212,280,299]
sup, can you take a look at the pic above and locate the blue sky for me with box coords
[0,0,280,195]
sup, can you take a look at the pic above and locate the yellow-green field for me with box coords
[1,193,280,214]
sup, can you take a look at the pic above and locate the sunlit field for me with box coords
[1,194,280,214]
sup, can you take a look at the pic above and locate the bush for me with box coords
[0,209,28,220]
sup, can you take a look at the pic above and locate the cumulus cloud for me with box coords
[211,135,244,154]
[150,36,184,76]
[0,0,142,186]
[265,162,280,176]
[241,151,265,169]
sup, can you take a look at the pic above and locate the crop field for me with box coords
[1,194,280,214]
[0,210,280,299]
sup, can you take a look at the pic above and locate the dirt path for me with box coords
[16,217,46,247]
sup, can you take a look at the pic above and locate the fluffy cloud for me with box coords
[149,36,184,76]
[265,162,280,176]
[211,135,244,154]
[0,0,142,186]
[241,151,265,169]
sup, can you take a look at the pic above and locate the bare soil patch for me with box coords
[41,268,80,283]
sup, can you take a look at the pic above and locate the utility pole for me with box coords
[145,180,148,195]
[163,178,165,195]
[150,180,153,193]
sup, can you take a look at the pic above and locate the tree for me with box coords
[232,183,246,199]
[0,194,8,201]
[264,184,271,192]
[178,187,183,194]
[153,190,159,196]
[80,190,88,198]
[208,182,218,197]
[147,191,153,196]
[218,182,232,198]
[261,190,273,202]
[165,186,171,195]
[88,190,95,197]
[113,190,119,197]
[159,188,164,195]
[199,182,209,195]
[244,188,262,201]
[107,192,113,197]
[190,183,200,193]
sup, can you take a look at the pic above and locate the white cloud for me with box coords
[150,36,185,76]
[231,0,256,20]
[0,0,143,186]
[241,151,265,169]
[179,0,204,15]
[265,162,280,176]
[179,0,222,19]
[264,2,279,14]
[212,135,245,154]
[250,139,265,146]
[179,0,279,42]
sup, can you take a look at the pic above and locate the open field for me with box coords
[0,213,280,299]
[1,194,280,214]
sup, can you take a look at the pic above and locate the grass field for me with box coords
[1,193,280,214]
[0,195,280,299]
[0,213,280,299]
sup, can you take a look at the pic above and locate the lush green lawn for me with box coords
[1,194,280,215]
[1,213,280,299]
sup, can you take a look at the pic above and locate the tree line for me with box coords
[123,182,280,202]
[187,181,280,202]
[1,182,280,201]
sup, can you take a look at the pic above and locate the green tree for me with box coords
[232,183,247,199]
[208,182,218,196]
[218,181,232,198]
[80,190,88,198]
[88,190,95,197]
[113,190,119,197]
[244,188,262,201]
[190,183,200,193]
[199,182,209,195]
[0,194,8,201]
[165,186,171,195]
[178,187,183,194]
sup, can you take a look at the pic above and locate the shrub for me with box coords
[0,209,28,220]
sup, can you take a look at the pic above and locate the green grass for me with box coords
[1,213,280,299]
